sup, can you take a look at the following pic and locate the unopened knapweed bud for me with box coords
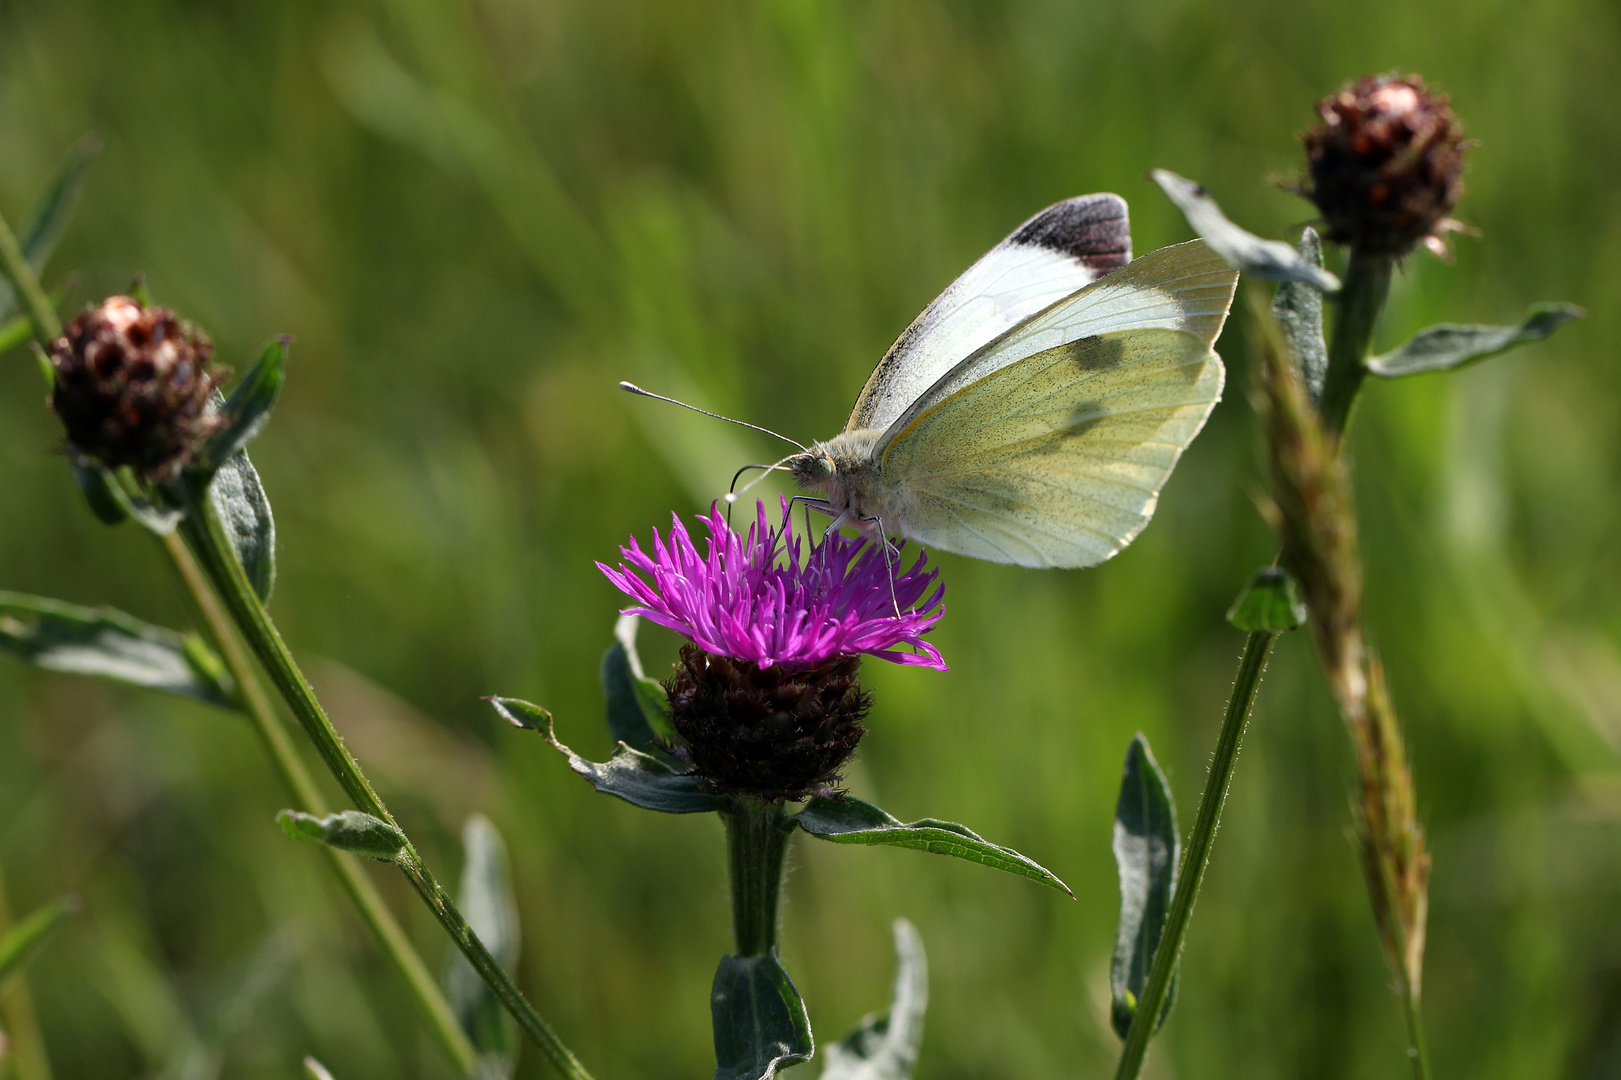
[49,296,223,479]
[1302,74,1466,256]
[599,499,947,802]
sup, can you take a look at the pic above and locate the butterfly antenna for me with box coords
[724,457,798,526]
[619,382,808,452]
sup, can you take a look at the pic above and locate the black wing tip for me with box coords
[1010,194,1132,272]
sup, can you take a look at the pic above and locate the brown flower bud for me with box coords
[1302,74,1466,256]
[665,644,870,802]
[49,297,224,479]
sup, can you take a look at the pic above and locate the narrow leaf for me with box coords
[95,466,185,534]
[601,614,676,749]
[0,134,99,323]
[1,280,74,357]
[276,809,407,862]
[303,1058,337,1080]
[791,797,1072,896]
[0,312,31,355]
[199,338,288,472]
[1366,303,1585,378]
[445,815,520,1079]
[0,895,80,983]
[1152,170,1340,292]
[72,458,130,525]
[209,451,276,601]
[711,952,813,1080]
[1272,227,1329,401]
[1225,566,1306,632]
[819,919,928,1080]
[0,591,236,707]
[490,697,724,814]
[1111,734,1180,1039]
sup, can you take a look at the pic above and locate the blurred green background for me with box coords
[2,0,1619,1077]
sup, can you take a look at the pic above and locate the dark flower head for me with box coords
[1302,74,1466,256]
[599,499,946,800]
[49,296,223,479]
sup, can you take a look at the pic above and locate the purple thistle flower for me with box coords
[598,498,947,672]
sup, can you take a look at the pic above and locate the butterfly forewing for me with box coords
[878,329,1223,568]
[846,195,1131,434]
[875,240,1237,455]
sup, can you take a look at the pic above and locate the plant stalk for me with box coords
[723,799,791,958]
[158,532,479,1076]
[1318,251,1393,437]
[1113,630,1275,1080]
[1,202,484,1077]
[175,492,592,1080]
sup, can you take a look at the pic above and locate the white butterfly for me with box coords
[626,195,1238,569]
[783,194,1238,569]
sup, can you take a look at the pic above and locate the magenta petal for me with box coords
[597,497,946,670]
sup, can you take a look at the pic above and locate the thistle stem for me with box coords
[158,532,479,1076]
[2,204,483,1077]
[1113,630,1275,1080]
[723,798,791,958]
[1319,251,1392,437]
[175,478,593,1080]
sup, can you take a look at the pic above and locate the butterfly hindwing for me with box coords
[846,194,1131,434]
[878,328,1223,568]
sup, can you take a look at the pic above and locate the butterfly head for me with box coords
[788,451,836,486]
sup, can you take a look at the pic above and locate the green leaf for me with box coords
[303,1059,337,1080]
[711,952,813,1080]
[1225,566,1306,632]
[209,451,276,602]
[489,696,725,814]
[819,919,928,1080]
[1152,170,1340,292]
[276,809,408,862]
[790,796,1072,896]
[1366,303,1585,378]
[1272,227,1329,401]
[0,312,31,355]
[0,591,236,707]
[88,466,186,535]
[0,134,99,323]
[1111,734,1180,1040]
[198,338,288,473]
[601,614,676,750]
[0,895,80,983]
[72,458,131,526]
[445,815,520,1080]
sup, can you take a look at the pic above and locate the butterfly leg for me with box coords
[856,514,904,616]
[785,495,833,560]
